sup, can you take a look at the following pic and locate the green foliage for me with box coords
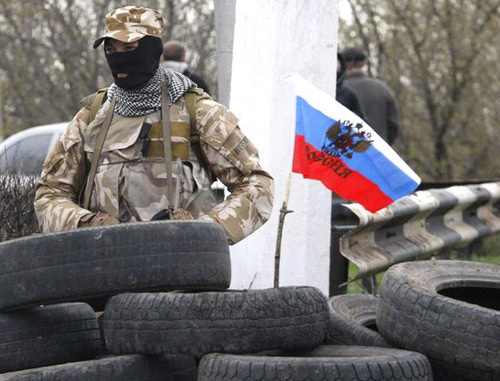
[473,234,500,264]
[347,234,500,295]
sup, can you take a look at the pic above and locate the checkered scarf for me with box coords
[107,68,195,117]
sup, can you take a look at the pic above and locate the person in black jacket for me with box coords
[342,47,399,145]
[160,40,211,95]
[336,52,365,119]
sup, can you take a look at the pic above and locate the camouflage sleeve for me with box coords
[34,108,92,232]
[195,97,274,245]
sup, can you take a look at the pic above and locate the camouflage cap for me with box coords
[93,6,164,49]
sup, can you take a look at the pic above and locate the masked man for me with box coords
[34,6,274,245]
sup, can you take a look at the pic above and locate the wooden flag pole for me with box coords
[274,173,294,288]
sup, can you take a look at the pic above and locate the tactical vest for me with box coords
[80,89,216,222]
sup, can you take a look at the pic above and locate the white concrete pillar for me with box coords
[228,0,339,295]
[214,0,236,106]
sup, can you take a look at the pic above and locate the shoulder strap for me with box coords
[80,87,109,208]
[184,90,216,182]
[89,87,108,123]
[83,96,116,209]
[161,82,175,215]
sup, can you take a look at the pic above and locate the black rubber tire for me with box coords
[324,294,392,347]
[0,221,230,311]
[0,303,100,373]
[377,260,500,381]
[197,345,433,380]
[96,313,109,356]
[0,354,197,381]
[103,286,330,357]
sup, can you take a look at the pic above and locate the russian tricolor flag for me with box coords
[288,74,420,213]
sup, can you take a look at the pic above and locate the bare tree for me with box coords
[159,0,217,96]
[341,0,500,180]
[0,0,110,131]
[0,0,216,137]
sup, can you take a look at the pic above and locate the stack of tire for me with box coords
[4,222,494,379]
[324,260,500,381]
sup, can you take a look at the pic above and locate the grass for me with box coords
[346,265,384,295]
[346,233,500,295]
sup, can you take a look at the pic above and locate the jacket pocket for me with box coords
[83,114,145,160]
[120,159,195,221]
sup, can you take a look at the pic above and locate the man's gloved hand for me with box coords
[151,208,194,221]
[78,212,120,228]
[172,208,194,220]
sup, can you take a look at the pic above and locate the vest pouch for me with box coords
[186,187,217,218]
[121,159,197,222]
[82,114,146,217]
[83,113,145,158]
[171,121,190,159]
[184,154,218,218]
[143,121,190,160]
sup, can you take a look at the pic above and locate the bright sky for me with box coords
[338,0,353,21]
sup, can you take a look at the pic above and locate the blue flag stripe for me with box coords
[297,96,419,200]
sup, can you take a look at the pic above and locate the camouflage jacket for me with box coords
[34,89,274,244]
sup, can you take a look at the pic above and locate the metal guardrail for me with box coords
[339,182,500,281]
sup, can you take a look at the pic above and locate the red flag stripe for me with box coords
[292,135,393,212]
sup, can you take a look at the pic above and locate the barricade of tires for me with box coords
[9,222,500,379]
[0,221,224,379]
[376,260,500,381]
[324,260,500,381]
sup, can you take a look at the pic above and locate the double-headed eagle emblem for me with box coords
[322,120,373,159]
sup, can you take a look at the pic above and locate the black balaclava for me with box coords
[105,36,163,90]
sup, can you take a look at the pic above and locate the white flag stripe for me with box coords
[285,73,421,184]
